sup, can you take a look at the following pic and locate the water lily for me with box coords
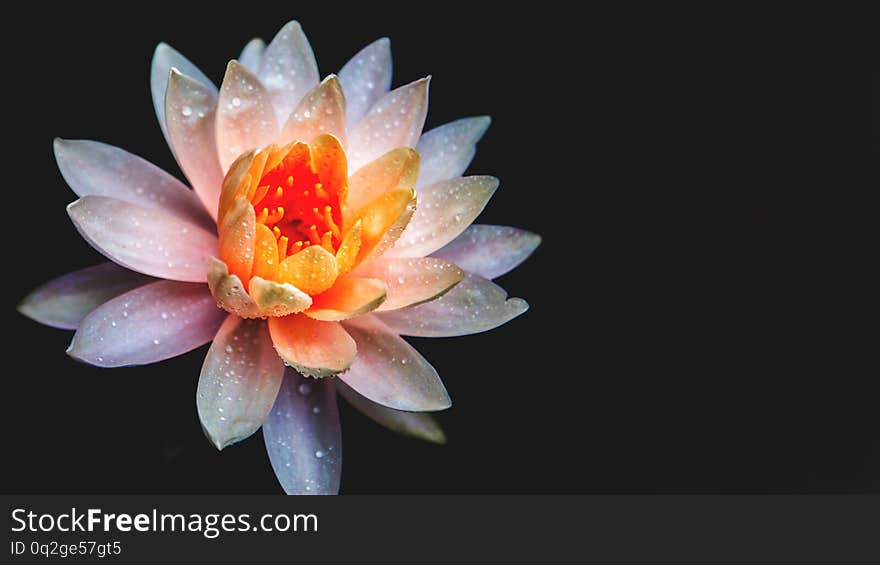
[18,20,539,494]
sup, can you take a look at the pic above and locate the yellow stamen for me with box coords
[321,231,334,252]
[314,182,327,199]
[257,207,269,224]
[307,224,321,245]
[286,175,295,187]
[323,206,340,239]
[290,240,304,254]
[277,236,289,259]
[275,186,284,199]
[272,226,281,239]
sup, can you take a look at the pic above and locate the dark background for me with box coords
[3,4,876,493]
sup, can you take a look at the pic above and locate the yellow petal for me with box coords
[353,187,416,264]
[305,277,387,321]
[309,133,348,203]
[252,223,280,281]
[276,245,339,295]
[335,219,363,275]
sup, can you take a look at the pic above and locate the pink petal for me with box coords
[258,21,320,125]
[150,43,216,153]
[239,38,266,73]
[18,263,152,330]
[215,61,280,172]
[68,280,225,367]
[54,139,214,232]
[416,116,491,189]
[340,315,450,411]
[197,316,284,449]
[67,196,218,283]
[376,273,528,337]
[347,77,430,172]
[338,38,392,130]
[432,224,541,280]
[336,380,446,443]
[165,69,224,219]
[263,369,341,495]
[280,75,347,146]
[351,257,464,311]
[385,176,498,258]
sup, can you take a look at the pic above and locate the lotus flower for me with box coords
[18,21,539,494]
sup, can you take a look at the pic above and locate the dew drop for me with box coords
[153,339,161,345]
[315,450,324,458]
[181,105,193,117]
[232,97,241,107]
[298,383,312,396]
[312,406,321,414]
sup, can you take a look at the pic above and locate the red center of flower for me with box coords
[254,162,344,257]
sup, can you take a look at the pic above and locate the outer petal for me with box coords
[305,277,387,321]
[68,280,225,367]
[239,38,266,73]
[351,257,464,311]
[416,116,491,189]
[338,38,392,130]
[216,61,280,172]
[54,139,214,231]
[347,78,430,172]
[151,43,216,151]
[18,263,152,330]
[258,21,320,125]
[165,69,224,219]
[281,75,347,146]
[376,273,529,337]
[346,147,420,211]
[432,225,541,280]
[197,316,284,450]
[67,196,218,283]
[218,196,256,283]
[340,315,451,411]
[263,369,341,495]
[386,176,498,258]
[336,379,446,444]
[268,315,356,378]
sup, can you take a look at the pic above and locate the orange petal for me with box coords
[218,196,256,282]
[218,149,256,225]
[335,219,363,275]
[309,133,348,203]
[276,245,339,295]
[353,187,416,264]
[252,223,280,281]
[347,147,419,211]
[305,277,387,321]
[268,315,356,377]
[269,140,311,175]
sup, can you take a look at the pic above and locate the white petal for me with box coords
[386,176,498,258]
[338,38,392,130]
[351,257,464,311]
[216,61,280,171]
[68,280,225,367]
[376,273,528,337]
[432,225,541,280]
[416,116,491,189]
[280,75,347,146]
[67,196,218,283]
[263,369,341,495]
[258,21,320,125]
[239,38,266,73]
[54,139,214,231]
[340,315,450,411]
[347,78,429,172]
[165,69,224,219]
[151,43,216,152]
[18,263,152,330]
[197,316,284,450]
[336,379,446,444]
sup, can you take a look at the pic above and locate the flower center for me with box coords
[253,162,343,257]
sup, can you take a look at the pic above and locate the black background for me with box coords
[3,4,876,493]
